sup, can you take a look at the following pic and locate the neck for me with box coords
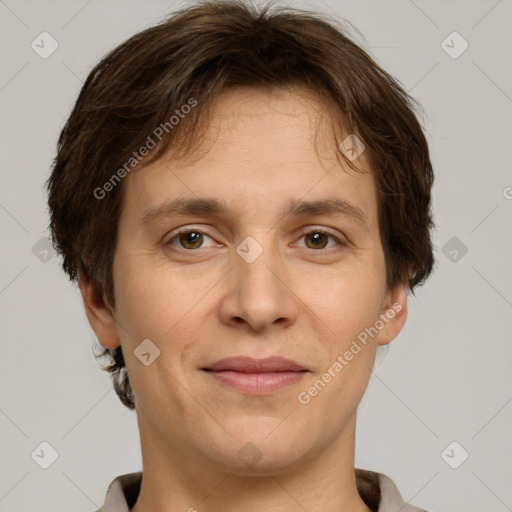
[130,412,372,512]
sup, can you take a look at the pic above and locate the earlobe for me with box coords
[78,272,121,350]
[376,282,408,346]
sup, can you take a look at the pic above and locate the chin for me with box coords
[196,419,313,475]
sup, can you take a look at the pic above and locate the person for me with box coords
[46,1,435,510]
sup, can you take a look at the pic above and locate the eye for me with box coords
[295,229,345,250]
[166,229,218,250]
[165,227,346,252]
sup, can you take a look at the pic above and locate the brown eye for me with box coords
[304,232,329,249]
[167,229,216,250]
[297,229,343,251]
[178,231,203,249]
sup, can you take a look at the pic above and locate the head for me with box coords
[47,0,434,471]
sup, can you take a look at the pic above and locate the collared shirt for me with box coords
[96,468,429,511]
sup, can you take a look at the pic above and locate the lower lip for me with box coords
[204,370,308,394]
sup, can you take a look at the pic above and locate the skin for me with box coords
[80,85,408,512]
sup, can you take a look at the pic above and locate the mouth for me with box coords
[202,356,310,395]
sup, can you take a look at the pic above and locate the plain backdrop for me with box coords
[1,1,511,511]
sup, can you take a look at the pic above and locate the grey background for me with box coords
[1,0,511,511]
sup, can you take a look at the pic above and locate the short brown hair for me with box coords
[47,0,435,410]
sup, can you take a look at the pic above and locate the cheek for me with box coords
[311,264,385,335]
[113,257,177,340]
[299,274,382,411]
[112,262,196,396]
[113,255,218,350]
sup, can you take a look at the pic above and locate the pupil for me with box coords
[182,231,202,248]
[308,232,326,248]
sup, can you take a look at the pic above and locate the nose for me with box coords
[218,240,300,332]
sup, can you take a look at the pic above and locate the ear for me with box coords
[375,281,408,347]
[78,271,121,350]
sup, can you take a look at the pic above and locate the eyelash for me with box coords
[165,227,346,252]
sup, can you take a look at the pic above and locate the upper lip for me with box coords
[203,356,308,373]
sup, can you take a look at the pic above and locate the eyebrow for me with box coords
[141,196,369,230]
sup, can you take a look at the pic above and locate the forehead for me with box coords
[190,85,348,165]
[121,85,378,230]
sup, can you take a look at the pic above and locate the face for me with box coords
[83,85,407,474]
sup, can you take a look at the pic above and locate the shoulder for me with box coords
[356,468,431,512]
[377,471,430,511]
[94,472,142,512]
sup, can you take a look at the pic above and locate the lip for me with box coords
[204,356,307,372]
[202,356,309,395]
